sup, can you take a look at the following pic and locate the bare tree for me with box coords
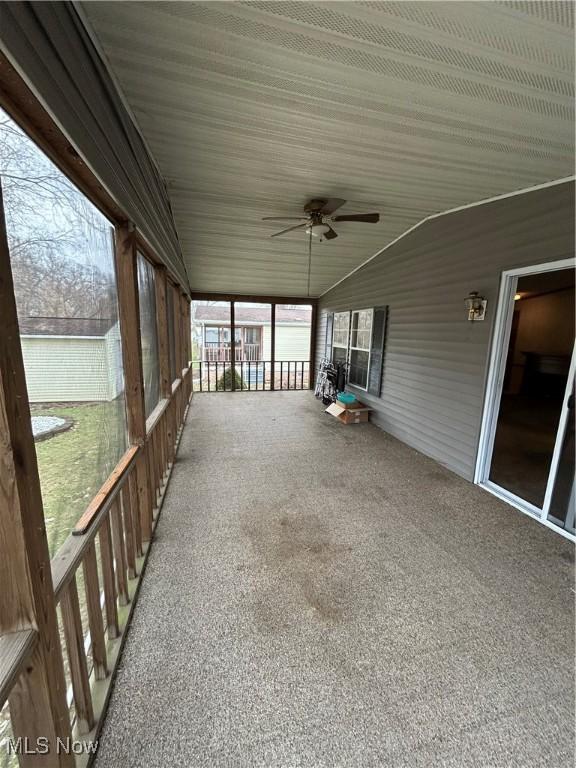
[0,111,117,320]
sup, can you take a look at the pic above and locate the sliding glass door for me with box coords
[476,261,575,535]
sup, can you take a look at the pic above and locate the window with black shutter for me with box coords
[326,305,388,397]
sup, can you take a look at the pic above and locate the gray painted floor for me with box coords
[94,391,574,767]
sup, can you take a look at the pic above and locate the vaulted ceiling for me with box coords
[82,1,574,297]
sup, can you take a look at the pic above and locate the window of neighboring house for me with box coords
[137,252,160,418]
[332,311,350,367]
[205,326,219,344]
[348,309,373,390]
[244,327,259,345]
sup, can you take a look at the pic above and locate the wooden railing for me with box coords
[203,343,260,362]
[191,360,311,392]
[0,366,193,762]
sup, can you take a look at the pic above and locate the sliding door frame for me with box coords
[475,257,576,541]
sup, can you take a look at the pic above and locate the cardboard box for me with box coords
[325,400,372,424]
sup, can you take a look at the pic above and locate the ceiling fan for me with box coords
[262,198,380,241]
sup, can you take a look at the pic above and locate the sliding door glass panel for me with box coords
[489,269,575,507]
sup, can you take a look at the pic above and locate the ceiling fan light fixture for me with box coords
[305,223,331,237]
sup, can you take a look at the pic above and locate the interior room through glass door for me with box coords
[488,267,575,513]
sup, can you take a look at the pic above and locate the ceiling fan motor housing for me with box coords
[304,199,328,215]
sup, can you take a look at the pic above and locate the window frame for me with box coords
[330,307,374,392]
[348,308,374,391]
[332,311,351,366]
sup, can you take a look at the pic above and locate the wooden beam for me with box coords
[0,183,73,762]
[155,266,171,399]
[189,291,318,305]
[115,224,152,538]
[309,301,319,389]
[0,629,36,711]
[270,303,276,390]
[73,445,139,535]
[115,224,146,444]
[230,301,236,391]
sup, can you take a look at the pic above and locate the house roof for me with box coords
[193,305,311,325]
[19,316,117,337]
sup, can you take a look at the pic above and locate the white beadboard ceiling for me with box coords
[82,1,574,297]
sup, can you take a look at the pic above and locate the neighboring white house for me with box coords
[20,316,124,403]
[192,305,312,363]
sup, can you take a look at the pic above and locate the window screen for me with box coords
[137,253,160,417]
[167,282,177,382]
[0,106,127,556]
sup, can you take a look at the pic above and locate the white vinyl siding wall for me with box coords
[21,332,124,403]
[317,182,575,481]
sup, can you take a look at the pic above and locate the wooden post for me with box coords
[230,301,236,391]
[0,184,74,764]
[270,303,276,391]
[114,223,152,541]
[309,301,318,389]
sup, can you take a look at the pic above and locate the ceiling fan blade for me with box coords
[320,198,346,215]
[323,226,338,240]
[262,216,307,221]
[332,213,380,223]
[271,222,309,238]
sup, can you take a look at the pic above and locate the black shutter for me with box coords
[368,306,387,397]
[325,312,334,361]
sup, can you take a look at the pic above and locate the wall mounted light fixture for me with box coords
[464,291,487,321]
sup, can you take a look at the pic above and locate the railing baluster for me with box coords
[215,361,218,391]
[129,467,142,557]
[288,361,291,390]
[263,361,266,391]
[60,576,95,734]
[110,499,129,607]
[98,515,119,639]
[301,361,304,390]
[82,542,108,680]
[280,361,283,390]
[207,362,211,392]
[121,482,137,578]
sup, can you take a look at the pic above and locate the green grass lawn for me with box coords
[32,401,127,557]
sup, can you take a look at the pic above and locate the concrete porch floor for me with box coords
[94,391,574,767]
